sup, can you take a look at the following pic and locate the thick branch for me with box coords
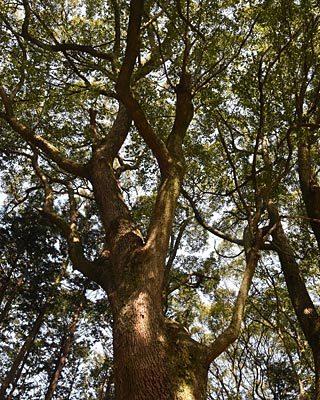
[0,88,89,178]
[145,171,183,257]
[166,73,194,160]
[41,203,105,284]
[298,142,320,249]
[89,104,137,247]
[99,103,132,159]
[32,155,103,284]
[206,229,263,362]
[115,0,171,174]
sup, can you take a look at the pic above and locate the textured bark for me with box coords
[111,267,209,400]
[113,298,168,399]
[98,218,209,400]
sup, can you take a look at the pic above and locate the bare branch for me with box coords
[167,218,192,271]
[111,0,121,55]
[216,121,251,218]
[176,0,206,41]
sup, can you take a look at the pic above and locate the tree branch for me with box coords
[115,0,171,175]
[182,188,244,246]
[21,0,114,61]
[267,200,320,350]
[298,141,320,249]
[0,87,89,178]
[206,228,263,362]
[31,152,104,284]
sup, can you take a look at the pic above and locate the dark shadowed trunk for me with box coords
[0,274,11,306]
[268,202,320,399]
[298,142,320,249]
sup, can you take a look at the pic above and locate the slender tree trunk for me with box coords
[98,369,114,400]
[65,359,81,400]
[0,294,15,326]
[6,347,32,400]
[44,299,83,400]
[0,275,11,306]
[0,308,46,398]
[268,202,320,400]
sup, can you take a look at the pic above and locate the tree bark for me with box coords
[111,267,209,399]
[268,202,320,399]
[44,296,84,400]
[298,142,320,249]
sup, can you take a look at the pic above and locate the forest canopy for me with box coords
[0,1,320,399]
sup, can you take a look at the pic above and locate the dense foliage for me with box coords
[0,1,320,399]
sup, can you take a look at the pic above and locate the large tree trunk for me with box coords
[102,245,210,400]
[112,304,209,400]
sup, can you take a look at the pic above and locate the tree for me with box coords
[0,0,320,399]
[0,208,113,399]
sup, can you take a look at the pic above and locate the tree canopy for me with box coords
[1,0,320,399]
